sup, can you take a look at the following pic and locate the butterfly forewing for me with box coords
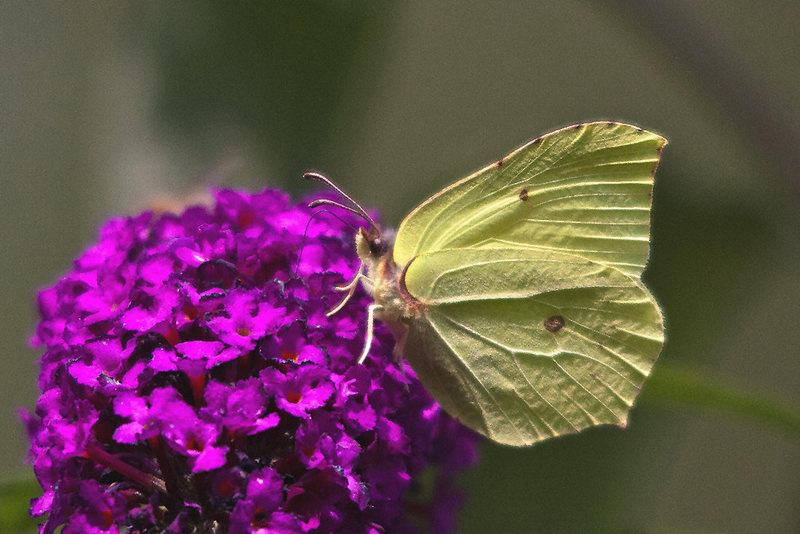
[393,122,666,278]
[402,247,663,446]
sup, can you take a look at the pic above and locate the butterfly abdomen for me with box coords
[370,252,426,322]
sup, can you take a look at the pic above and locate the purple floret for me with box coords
[23,187,480,533]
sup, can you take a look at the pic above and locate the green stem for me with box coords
[643,365,800,437]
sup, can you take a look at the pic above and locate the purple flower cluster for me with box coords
[23,188,479,533]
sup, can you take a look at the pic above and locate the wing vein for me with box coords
[428,314,539,442]
[436,313,574,433]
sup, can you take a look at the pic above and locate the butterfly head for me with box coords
[356,225,395,263]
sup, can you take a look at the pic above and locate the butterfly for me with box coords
[305,121,666,446]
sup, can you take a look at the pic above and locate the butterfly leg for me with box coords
[357,303,383,364]
[327,264,366,317]
[334,263,363,292]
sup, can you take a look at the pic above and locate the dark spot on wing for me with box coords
[496,159,504,167]
[636,127,644,133]
[544,315,565,333]
[532,137,541,145]
[572,124,582,130]
[518,188,529,201]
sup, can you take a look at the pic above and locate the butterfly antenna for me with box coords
[294,208,357,277]
[308,199,366,220]
[303,172,378,230]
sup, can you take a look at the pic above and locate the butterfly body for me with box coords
[314,121,667,446]
[354,227,418,360]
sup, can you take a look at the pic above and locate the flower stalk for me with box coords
[85,443,167,494]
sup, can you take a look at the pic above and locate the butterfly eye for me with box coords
[368,237,385,257]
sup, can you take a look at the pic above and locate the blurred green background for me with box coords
[2,1,798,532]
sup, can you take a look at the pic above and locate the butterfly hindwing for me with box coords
[402,247,663,446]
[393,122,666,278]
